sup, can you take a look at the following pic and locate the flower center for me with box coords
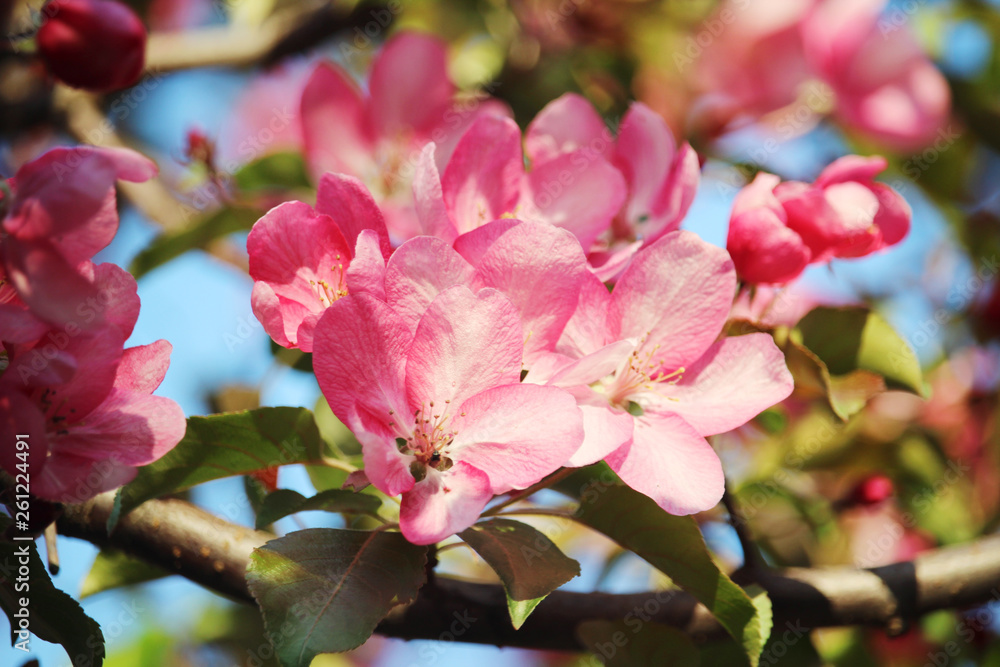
[388,400,462,480]
[308,255,347,307]
[595,338,684,410]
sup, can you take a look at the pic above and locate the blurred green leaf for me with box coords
[0,541,104,666]
[81,549,167,599]
[130,206,262,279]
[460,518,580,629]
[246,528,427,666]
[577,620,700,667]
[574,486,772,667]
[254,489,383,530]
[796,306,923,396]
[111,407,326,530]
[234,152,311,192]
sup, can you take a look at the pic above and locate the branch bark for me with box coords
[56,491,1000,652]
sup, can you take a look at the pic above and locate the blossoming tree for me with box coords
[2,1,1000,666]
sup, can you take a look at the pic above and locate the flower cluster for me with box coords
[245,35,813,545]
[0,147,185,503]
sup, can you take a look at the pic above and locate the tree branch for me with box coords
[56,492,1000,651]
[144,2,385,74]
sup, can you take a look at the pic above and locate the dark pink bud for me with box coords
[848,474,894,507]
[37,0,146,92]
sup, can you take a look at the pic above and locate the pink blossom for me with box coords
[1,146,156,330]
[313,286,584,544]
[526,94,700,279]
[248,174,391,352]
[301,32,509,242]
[529,232,793,514]
[691,0,950,151]
[0,265,184,503]
[218,58,314,168]
[802,0,951,152]
[413,114,627,256]
[727,156,911,285]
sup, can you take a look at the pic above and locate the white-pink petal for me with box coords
[605,412,724,515]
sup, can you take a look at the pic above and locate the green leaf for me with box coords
[254,489,383,530]
[233,152,311,192]
[577,620,700,667]
[81,549,168,599]
[130,206,262,278]
[111,407,326,530]
[0,540,105,666]
[246,528,427,667]
[460,519,580,629]
[796,307,923,395]
[574,486,772,667]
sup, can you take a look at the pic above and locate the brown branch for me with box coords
[56,491,1000,652]
[144,2,382,74]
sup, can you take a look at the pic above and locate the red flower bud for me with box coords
[37,0,147,92]
[848,474,894,507]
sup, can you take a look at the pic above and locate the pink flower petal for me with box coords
[6,146,156,264]
[473,221,590,360]
[412,143,457,243]
[556,271,612,358]
[33,451,137,504]
[452,218,522,266]
[613,103,676,231]
[521,150,626,249]
[3,237,103,328]
[0,391,50,480]
[727,207,811,285]
[300,62,374,180]
[644,142,701,244]
[313,294,412,440]
[345,229,387,301]
[315,173,392,261]
[52,388,185,467]
[524,93,611,164]
[406,286,522,411]
[649,333,793,435]
[452,383,584,489]
[115,340,172,394]
[606,412,724,515]
[368,33,454,139]
[442,115,523,234]
[609,231,735,370]
[399,462,492,545]
[566,404,634,468]
[384,236,476,332]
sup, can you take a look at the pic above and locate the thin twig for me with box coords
[722,482,766,572]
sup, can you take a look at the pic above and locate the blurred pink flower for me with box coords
[313,286,583,544]
[692,0,950,150]
[412,114,626,259]
[0,146,156,333]
[802,0,951,152]
[301,32,509,242]
[0,264,184,503]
